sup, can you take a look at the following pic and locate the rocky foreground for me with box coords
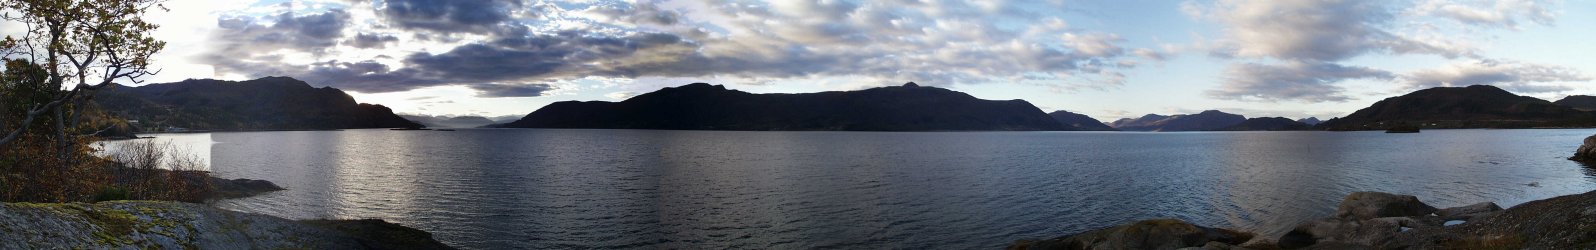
[1008,190,1596,249]
[0,201,453,249]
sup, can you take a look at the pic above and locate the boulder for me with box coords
[1278,217,1422,248]
[1334,192,1438,220]
[1237,237,1280,250]
[1570,134,1596,162]
[1011,219,1253,250]
[1435,202,1503,221]
[207,178,286,199]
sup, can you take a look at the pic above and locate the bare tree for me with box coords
[0,0,167,159]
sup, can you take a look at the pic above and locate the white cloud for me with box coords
[1132,48,1168,61]
[1403,59,1590,93]
[1188,0,1574,102]
[1412,0,1558,29]
[1208,60,1395,102]
[1200,0,1473,61]
[1063,33,1125,57]
[605,91,638,100]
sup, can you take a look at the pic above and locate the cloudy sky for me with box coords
[12,0,1593,120]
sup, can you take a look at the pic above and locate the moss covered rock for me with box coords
[0,201,452,249]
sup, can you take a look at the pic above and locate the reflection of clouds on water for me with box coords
[95,133,213,172]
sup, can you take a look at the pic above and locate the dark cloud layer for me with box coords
[470,83,556,98]
[380,0,517,32]
[345,33,399,49]
[213,9,351,52]
[197,1,1261,99]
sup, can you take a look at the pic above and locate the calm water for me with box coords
[135,129,1596,249]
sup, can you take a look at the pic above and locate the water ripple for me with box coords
[184,129,1596,249]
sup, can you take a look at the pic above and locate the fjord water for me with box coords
[159,129,1596,249]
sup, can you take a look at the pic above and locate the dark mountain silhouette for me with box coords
[1110,110,1247,131]
[94,77,422,131]
[1109,114,1170,128]
[1216,117,1312,131]
[500,82,1068,131]
[1554,95,1596,111]
[1317,85,1596,130]
[1297,117,1323,126]
[401,115,498,128]
[1047,111,1117,131]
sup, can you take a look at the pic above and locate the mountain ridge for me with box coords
[1047,111,1117,131]
[1110,110,1247,131]
[501,82,1070,131]
[1317,85,1596,130]
[94,77,422,131]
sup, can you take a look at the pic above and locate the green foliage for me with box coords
[93,186,130,202]
[0,0,197,203]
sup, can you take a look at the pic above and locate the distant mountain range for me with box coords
[1218,117,1312,131]
[1047,111,1117,131]
[400,115,498,128]
[91,76,1596,133]
[500,82,1070,131]
[1296,117,1323,126]
[95,77,422,131]
[1318,85,1596,130]
[1554,95,1596,111]
[1110,110,1248,131]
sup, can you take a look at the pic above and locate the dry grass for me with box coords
[104,139,213,203]
[1,137,212,203]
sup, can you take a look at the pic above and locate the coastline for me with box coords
[0,176,455,249]
[1010,190,1596,249]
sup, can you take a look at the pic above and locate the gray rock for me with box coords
[1200,241,1237,249]
[0,201,453,249]
[1570,134,1596,162]
[1334,192,1438,220]
[1238,237,1279,249]
[1279,217,1414,248]
[1435,202,1503,221]
[1381,189,1596,249]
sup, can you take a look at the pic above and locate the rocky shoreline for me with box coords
[0,177,455,249]
[1009,190,1596,249]
[0,201,453,249]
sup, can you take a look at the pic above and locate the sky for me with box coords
[5,0,1593,121]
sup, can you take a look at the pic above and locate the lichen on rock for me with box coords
[0,201,453,249]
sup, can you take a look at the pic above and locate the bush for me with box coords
[0,137,213,203]
[93,186,130,202]
[104,139,213,203]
